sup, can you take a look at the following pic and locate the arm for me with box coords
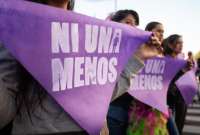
[111,55,144,101]
[111,42,161,101]
[172,59,194,84]
[171,70,185,83]
[0,43,22,129]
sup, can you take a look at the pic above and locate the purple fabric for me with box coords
[128,57,186,116]
[0,0,194,134]
[176,70,198,104]
[0,0,150,134]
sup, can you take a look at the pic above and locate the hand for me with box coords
[150,34,162,46]
[182,59,194,73]
[134,34,163,61]
[150,34,163,53]
[134,43,162,61]
[100,121,109,135]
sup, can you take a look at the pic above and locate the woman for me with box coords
[107,10,166,135]
[142,22,179,135]
[107,10,140,135]
[164,34,192,135]
[187,51,196,68]
[0,1,90,135]
[126,22,170,135]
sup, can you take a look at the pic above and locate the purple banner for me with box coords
[128,58,186,116]
[0,0,151,134]
[176,70,198,104]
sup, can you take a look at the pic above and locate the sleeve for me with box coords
[111,55,144,101]
[0,43,22,129]
[172,70,184,84]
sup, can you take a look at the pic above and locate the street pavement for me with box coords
[183,102,200,135]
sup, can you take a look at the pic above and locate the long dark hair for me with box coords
[163,34,182,56]
[16,68,47,121]
[29,0,75,10]
[16,0,75,121]
[111,9,139,25]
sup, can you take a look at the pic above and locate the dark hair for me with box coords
[68,0,75,10]
[163,34,182,55]
[29,0,75,10]
[188,51,193,56]
[197,58,200,68]
[28,0,48,4]
[17,0,75,121]
[16,66,47,121]
[111,9,139,25]
[145,21,162,31]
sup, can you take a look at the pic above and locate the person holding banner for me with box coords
[126,22,172,135]
[163,34,193,135]
[107,10,166,135]
[0,1,164,135]
[107,9,141,135]
[107,9,140,135]
[145,22,181,135]
[0,0,90,135]
[187,51,196,68]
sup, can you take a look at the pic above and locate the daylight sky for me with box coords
[75,0,200,57]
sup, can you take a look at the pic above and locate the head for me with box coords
[111,9,139,27]
[163,34,183,57]
[188,51,193,58]
[29,0,74,10]
[145,22,164,42]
